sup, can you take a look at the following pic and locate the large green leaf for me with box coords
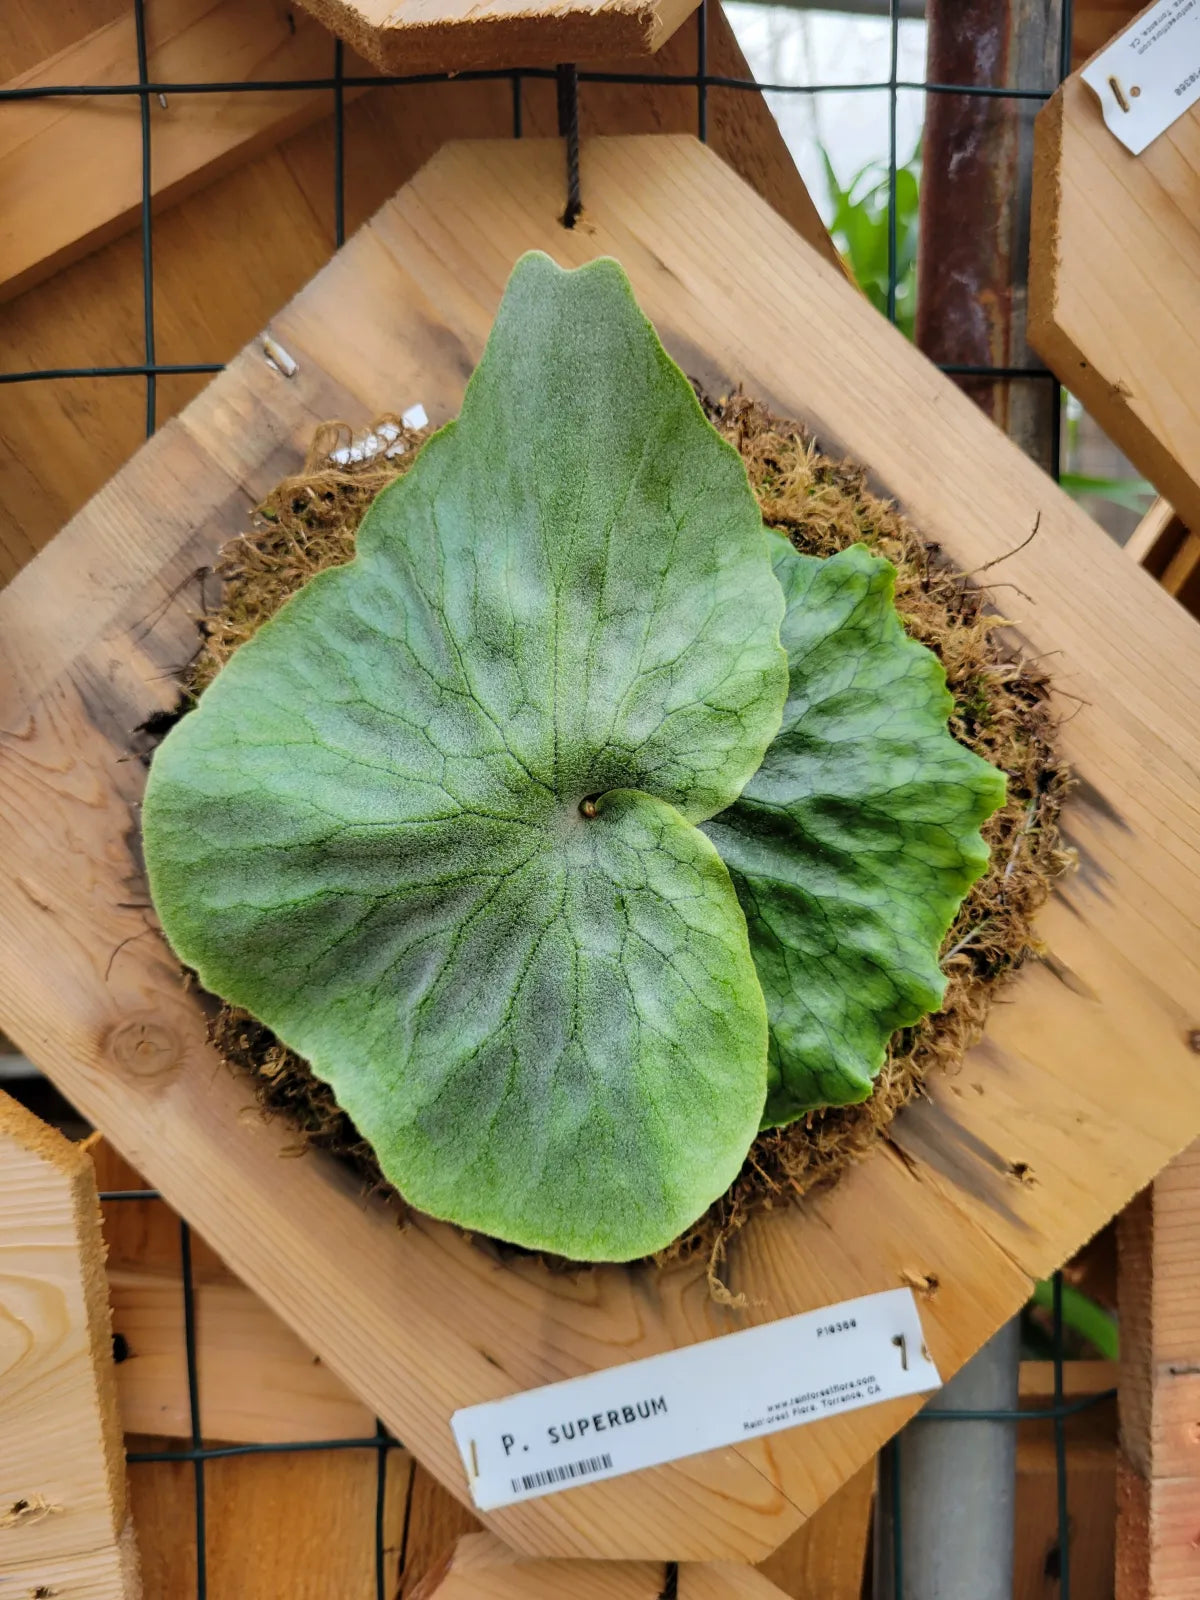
[142,252,789,1261]
[704,537,1007,1125]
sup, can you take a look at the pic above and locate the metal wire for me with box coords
[14,1,1092,1590]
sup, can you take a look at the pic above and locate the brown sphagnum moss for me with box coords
[178,394,1070,1294]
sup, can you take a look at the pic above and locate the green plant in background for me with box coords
[1026,1279,1119,1362]
[1058,472,1155,515]
[821,140,921,340]
[823,143,1151,523]
[142,254,1005,1262]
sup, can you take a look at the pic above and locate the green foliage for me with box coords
[821,141,920,339]
[1029,1279,1119,1362]
[143,254,786,1262]
[1058,471,1155,515]
[144,253,1004,1259]
[706,537,1005,1123]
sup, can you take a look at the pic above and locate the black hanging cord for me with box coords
[555,62,582,228]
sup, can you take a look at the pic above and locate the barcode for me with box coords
[511,1452,613,1494]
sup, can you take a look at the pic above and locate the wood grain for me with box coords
[1014,1363,1116,1600]
[414,1533,796,1599]
[0,0,833,587]
[1162,531,1200,611]
[0,1093,141,1598]
[1125,497,1186,577]
[399,1465,485,1597]
[2,135,1199,1562]
[294,0,698,74]
[754,1463,872,1600]
[1029,78,1200,533]
[127,1431,412,1599]
[93,1137,376,1444]
[1071,0,1142,67]
[1115,1141,1200,1598]
[110,1267,375,1442]
[99,1142,880,1584]
[0,0,376,303]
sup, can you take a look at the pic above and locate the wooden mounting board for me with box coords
[294,0,697,75]
[0,1095,140,1597]
[1,135,1199,1563]
[1029,73,1200,532]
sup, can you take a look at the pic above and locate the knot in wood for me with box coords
[102,1015,183,1084]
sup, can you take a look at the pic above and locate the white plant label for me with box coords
[451,1287,939,1511]
[1081,0,1200,154]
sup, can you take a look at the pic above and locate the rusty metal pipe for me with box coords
[915,0,1065,470]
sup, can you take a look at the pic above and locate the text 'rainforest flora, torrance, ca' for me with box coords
[141,252,1006,1262]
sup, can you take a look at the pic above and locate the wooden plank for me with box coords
[1029,74,1200,533]
[1014,1366,1116,1600]
[0,1092,140,1598]
[754,1464,873,1600]
[294,0,697,75]
[1161,530,1200,603]
[1126,496,1200,619]
[1071,1,1141,67]
[110,1267,375,1442]
[414,1533,797,1599]
[1020,1359,1118,1400]
[411,1534,663,1599]
[0,0,376,304]
[1125,496,1186,577]
[399,1466,484,1597]
[128,1432,412,1599]
[91,1138,378,1443]
[0,0,833,587]
[1115,1140,1200,1599]
[95,1148,425,1597]
[2,134,1199,1562]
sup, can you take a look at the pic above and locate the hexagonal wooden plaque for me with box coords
[2,136,1199,1564]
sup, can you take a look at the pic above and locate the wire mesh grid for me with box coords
[3,0,1119,1592]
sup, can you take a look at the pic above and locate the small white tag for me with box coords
[1081,0,1200,155]
[451,1288,939,1512]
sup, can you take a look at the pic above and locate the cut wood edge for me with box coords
[1125,497,1187,576]
[0,1092,141,1597]
[754,1461,873,1600]
[295,0,699,74]
[415,1533,797,1598]
[1161,530,1200,600]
